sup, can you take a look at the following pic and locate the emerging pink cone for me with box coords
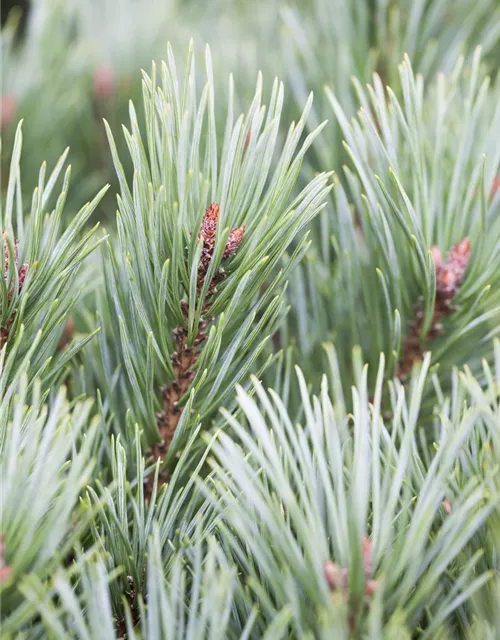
[1,96,16,130]
[93,63,115,101]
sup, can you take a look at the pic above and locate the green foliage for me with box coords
[84,425,213,614]
[204,349,498,636]
[98,43,330,454]
[289,51,500,392]
[0,378,98,633]
[127,530,242,640]
[2,2,500,638]
[1,124,107,390]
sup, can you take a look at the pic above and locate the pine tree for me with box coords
[2,2,500,638]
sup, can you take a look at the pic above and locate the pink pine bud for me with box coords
[2,229,28,299]
[198,202,245,272]
[3,229,17,276]
[223,225,245,259]
[0,535,12,584]
[324,561,348,592]
[17,263,28,291]
[93,63,115,101]
[0,565,13,584]
[434,237,470,298]
[362,536,373,577]
[366,580,379,596]
[490,176,500,199]
[324,537,377,599]
[1,96,16,131]
[200,202,219,248]
[448,236,470,269]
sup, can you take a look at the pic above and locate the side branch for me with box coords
[144,202,245,498]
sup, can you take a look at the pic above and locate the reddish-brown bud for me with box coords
[198,202,245,274]
[448,236,470,265]
[434,237,470,298]
[325,536,376,600]
[223,225,245,259]
[324,561,348,592]
[18,263,28,291]
[3,229,17,274]
[200,202,219,246]
[442,498,452,515]
[366,579,379,596]
[362,536,373,577]
[2,229,28,300]
[399,237,471,379]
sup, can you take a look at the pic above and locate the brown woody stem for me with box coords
[144,201,245,501]
[144,312,208,500]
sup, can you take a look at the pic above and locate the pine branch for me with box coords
[1,228,28,348]
[289,50,500,395]
[84,422,215,632]
[99,43,331,482]
[146,202,245,494]
[0,123,108,391]
[399,237,471,380]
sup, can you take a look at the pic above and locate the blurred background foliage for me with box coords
[3,0,500,223]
